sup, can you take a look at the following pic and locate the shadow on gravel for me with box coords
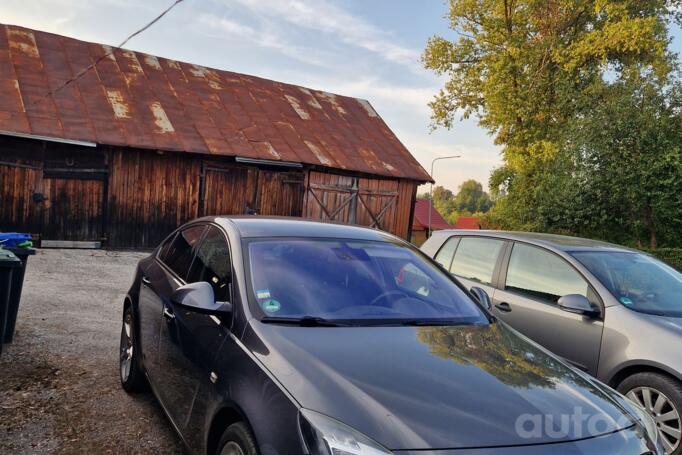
[0,249,185,454]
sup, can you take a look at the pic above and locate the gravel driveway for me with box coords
[0,249,185,454]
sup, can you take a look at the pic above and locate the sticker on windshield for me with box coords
[262,299,281,313]
[256,289,271,300]
[620,296,634,306]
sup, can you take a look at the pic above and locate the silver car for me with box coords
[422,230,682,455]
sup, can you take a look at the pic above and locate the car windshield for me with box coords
[572,251,682,317]
[246,239,488,325]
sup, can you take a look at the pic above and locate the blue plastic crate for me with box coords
[0,233,33,248]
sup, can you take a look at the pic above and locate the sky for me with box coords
[1,0,681,194]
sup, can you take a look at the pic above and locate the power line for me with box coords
[31,0,187,108]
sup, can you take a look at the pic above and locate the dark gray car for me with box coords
[422,230,682,454]
[120,218,664,454]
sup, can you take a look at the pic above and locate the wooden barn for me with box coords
[0,24,431,248]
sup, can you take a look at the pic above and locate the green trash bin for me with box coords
[3,246,36,343]
[0,249,21,355]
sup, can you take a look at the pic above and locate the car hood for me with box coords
[643,313,682,333]
[243,321,637,450]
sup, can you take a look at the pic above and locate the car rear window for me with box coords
[450,237,504,285]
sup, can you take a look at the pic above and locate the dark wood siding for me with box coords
[0,162,42,234]
[200,163,257,216]
[107,149,200,248]
[1,137,418,247]
[256,170,305,216]
[42,178,104,241]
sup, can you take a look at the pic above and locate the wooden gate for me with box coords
[39,147,108,242]
[200,163,257,216]
[304,171,399,232]
[256,170,305,216]
[41,177,105,241]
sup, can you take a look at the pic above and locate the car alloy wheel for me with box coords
[120,310,134,383]
[220,442,245,455]
[627,386,681,454]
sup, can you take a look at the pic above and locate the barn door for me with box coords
[304,172,399,231]
[39,147,108,243]
[356,178,399,231]
[41,177,105,242]
[256,170,305,216]
[305,172,359,223]
[200,163,257,216]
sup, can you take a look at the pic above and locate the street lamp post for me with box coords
[428,155,460,237]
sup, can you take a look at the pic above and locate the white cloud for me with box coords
[196,14,332,67]
[218,0,421,68]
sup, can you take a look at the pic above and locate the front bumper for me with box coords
[393,425,661,455]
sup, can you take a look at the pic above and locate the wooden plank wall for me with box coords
[0,136,43,234]
[394,179,418,240]
[1,136,418,246]
[0,163,42,234]
[107,149,201,248]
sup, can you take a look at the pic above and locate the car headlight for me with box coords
[299,408,393,455]
[630,402,660,447]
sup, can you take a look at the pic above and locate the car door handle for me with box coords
[141,276,151,285]
[163,307,175,321]
[495,302,512,313]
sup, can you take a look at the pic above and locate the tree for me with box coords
[423,0,679,248]
[454,179,492,213]
[419,182,493,225]
[567,72,682,248]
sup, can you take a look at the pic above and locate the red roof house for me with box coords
[411,199,452,245]
[454,216,482,230]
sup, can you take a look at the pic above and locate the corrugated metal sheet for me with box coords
[0,24,432,182]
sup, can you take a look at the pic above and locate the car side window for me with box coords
[450,237,504,285]
[187,226,231,302]
[434,237,459,269]
[505,243,588,303]
[162,225,206,279]
[157,232,177,262]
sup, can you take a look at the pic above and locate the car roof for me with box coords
[208,216,401,241]
[436,230,638,253]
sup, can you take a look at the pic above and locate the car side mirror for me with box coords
[558,294,599,318]
[171,282,232,316]
[470,286,492,311]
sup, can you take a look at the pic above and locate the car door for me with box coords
[492,242,604,374]
[156,225,232,432]
[441,236,506,299]
[138,224,206,387]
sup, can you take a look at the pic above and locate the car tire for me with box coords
[618,372,682,455]
[119,305,147,393]
[216,422,258,455]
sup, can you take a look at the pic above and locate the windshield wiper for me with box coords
[260,316,352,327]
[365,319,481,327]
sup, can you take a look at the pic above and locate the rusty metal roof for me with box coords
[0,24,431,182]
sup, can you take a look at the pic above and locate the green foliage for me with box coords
[420,181,493,225]
[424,0,682,248]
[454,180,493,213]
